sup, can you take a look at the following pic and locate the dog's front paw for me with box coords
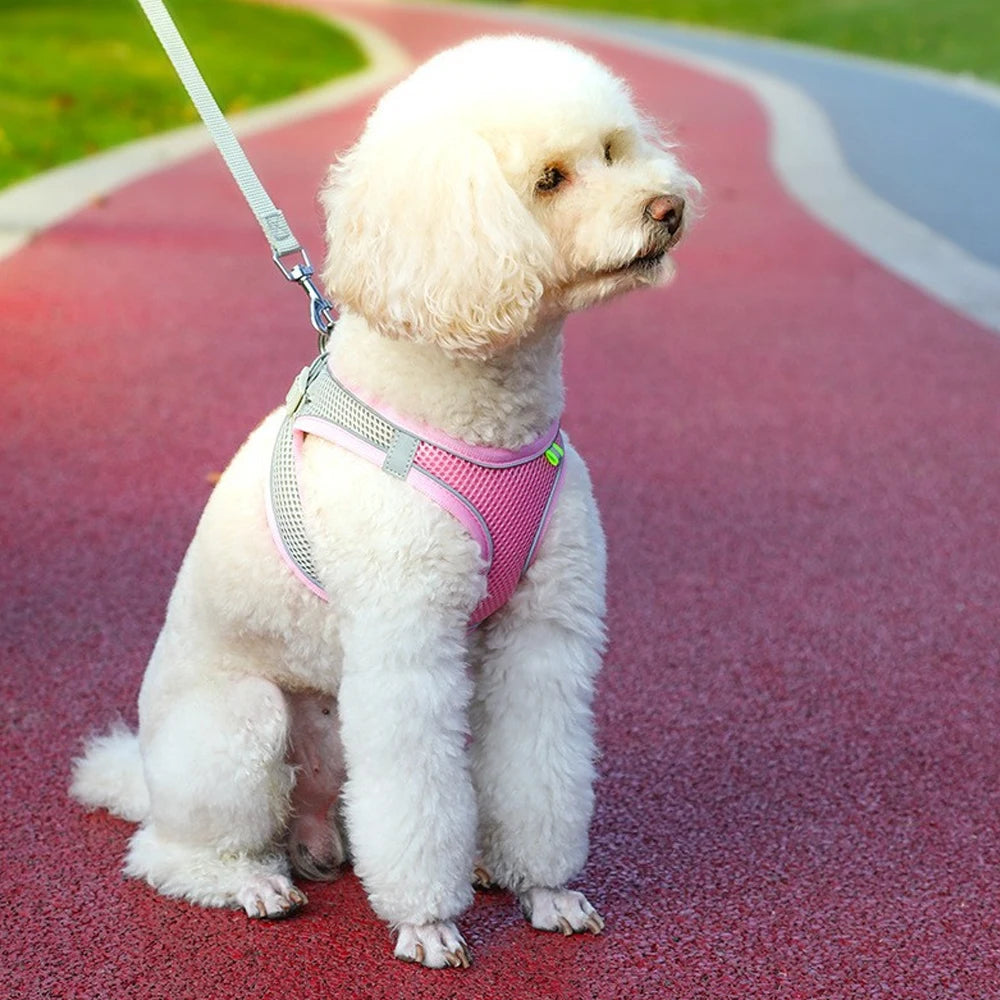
[395,921,472,968]
[236,874,307,919]
[518,887,605,936]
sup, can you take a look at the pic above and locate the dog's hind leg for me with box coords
[128,674,302,917]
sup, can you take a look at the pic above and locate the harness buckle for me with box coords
[284,353,328,417]
[273,247,337,352]
[285,365,312,416]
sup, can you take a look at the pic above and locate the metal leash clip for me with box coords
[273,247,337,352]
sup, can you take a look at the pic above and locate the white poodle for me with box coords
[71,34,699,968]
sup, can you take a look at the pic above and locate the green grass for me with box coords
[0,0,365,189]
[483,0,1000,83]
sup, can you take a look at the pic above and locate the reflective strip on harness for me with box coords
[267,358,566,626]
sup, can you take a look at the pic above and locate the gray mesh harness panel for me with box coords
[301,362,396,452]
[269,358,420,592]
[270,407,320,586]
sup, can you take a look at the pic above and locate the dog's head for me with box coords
[320,35,700,358]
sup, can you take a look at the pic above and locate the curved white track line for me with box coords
[0,13,410,263]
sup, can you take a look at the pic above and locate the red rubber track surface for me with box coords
[2,2,999,997]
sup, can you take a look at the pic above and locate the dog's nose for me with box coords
[646,194,685,237]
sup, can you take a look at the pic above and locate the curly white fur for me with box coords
[71,34,699,967]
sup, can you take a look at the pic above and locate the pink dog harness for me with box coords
[268,356,566,627]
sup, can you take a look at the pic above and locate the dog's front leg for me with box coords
[470,448,607,936]
[337,606,477,968]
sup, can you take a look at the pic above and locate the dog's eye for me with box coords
[536,165,566,193]
[604,142,613,165]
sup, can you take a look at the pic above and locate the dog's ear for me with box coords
[320,125,554,356]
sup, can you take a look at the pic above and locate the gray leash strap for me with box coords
[135,0,335,348]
